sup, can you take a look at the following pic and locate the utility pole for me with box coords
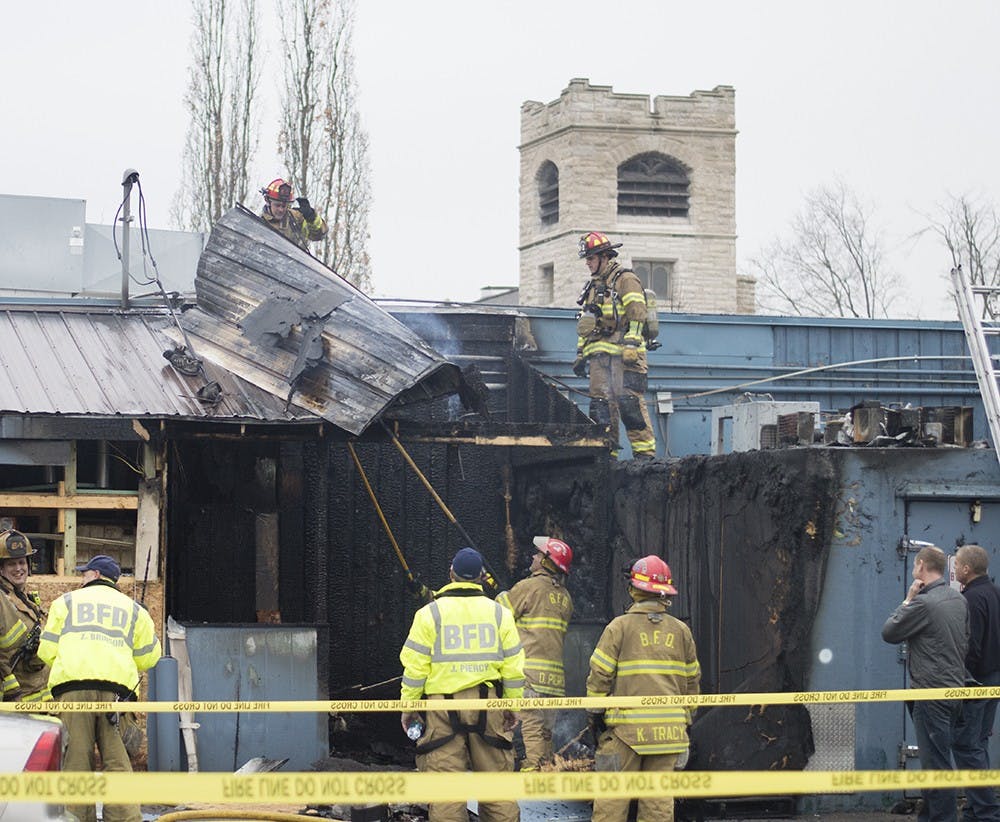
[120,168,139,309]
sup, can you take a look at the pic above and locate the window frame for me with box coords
[537,161,559,226]
[617,153,690,218]
[631,259,674,304]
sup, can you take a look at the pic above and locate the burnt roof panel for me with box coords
[186,206,464,435]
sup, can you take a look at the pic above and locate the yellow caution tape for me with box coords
[2,686,998,713]
[0,769,998,804]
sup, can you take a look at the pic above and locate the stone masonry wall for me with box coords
[519,78,746,313]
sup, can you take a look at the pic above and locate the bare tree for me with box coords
[173,0,261,233]
[276,0,372,290]
[927,193,1000,317]
[750,182,898,319]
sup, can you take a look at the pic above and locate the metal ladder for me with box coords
[952,264,1000,465]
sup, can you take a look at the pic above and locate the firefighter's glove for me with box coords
[587,711,607,743]
[406,575,432,603]
[502,710,519,732]
[296,197,317,222]
[622,344,639,366]
[572,355,589,379]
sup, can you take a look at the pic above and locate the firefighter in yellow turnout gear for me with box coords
[0,530,51,703]
[400,547,525,822]
[574,232,655,459]
[497,536,574,770]
[39,555,162,822]
[587,556,700,822]
[260,177,328,251]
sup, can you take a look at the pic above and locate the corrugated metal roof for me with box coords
[181,206,465,435]
[0,305,317,422]
[0,207,471,431]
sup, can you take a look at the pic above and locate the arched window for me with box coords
[617,153,689,218]
[537,161,559,225]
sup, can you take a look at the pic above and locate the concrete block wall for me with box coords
[519,78,746,313]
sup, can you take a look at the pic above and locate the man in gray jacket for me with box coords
[883,544,969,822]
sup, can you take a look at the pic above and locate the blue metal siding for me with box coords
[178,624,327,772]
[806,449,1000,809]
[521,308,990,457]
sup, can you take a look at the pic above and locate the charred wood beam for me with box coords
[159,421,328,441]
[401,433,607,448]
[386,419,604,448]
[0,416,144,442]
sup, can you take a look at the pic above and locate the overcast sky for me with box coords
[4,1,999,318]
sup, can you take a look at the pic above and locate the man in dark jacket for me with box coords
[883,544,969,822]
[953,544,1000,822]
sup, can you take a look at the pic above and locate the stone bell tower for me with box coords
[518,78,752,314]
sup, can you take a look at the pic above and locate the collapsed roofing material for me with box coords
[175,205,469,435]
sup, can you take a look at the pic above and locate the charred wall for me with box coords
[514,449,839,692]
[167,439,277,622]
[609,449,840,696]
[167,435,839,767]
[516,448,840,770]
[302,442,608,697]
[166,437,609,678]
[611,450,839,771]
[169,440,839,696]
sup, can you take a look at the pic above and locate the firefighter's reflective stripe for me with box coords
[261,208,328,249]
[581,340,623,357]
[402,674,426,691]
[400,581,525,700]
[605,707,688,724]
[613,267,648,324]
[525,658,564,671]
[517,616,568,631]
[591,648,616,674]
[2,672,17,694]
[623,319,644,347]
[617,660,701,677]
[21,686,52,702]
[0,619,26,649]
[631,438,657,454]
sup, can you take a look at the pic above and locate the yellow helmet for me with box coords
[0,529,35,560]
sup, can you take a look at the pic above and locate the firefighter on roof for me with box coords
[574,231,655,459]
[0,529,50,703]
[587,555,701,822]
[260,177,328,251]
[497,535,574,770]
[399,547,524,822]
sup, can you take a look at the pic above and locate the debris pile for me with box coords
[769,402,976,449]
